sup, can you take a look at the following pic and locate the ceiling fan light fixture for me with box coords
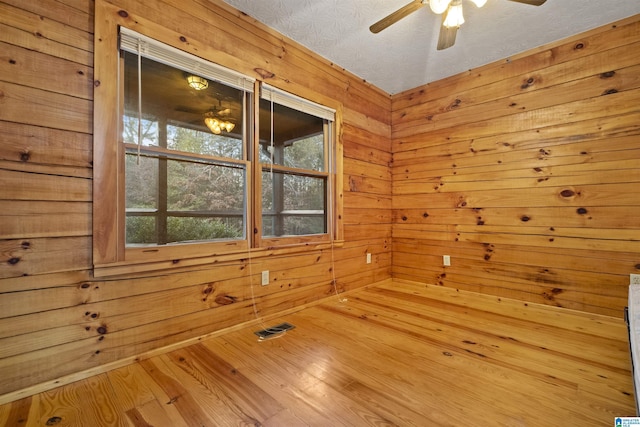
[443,2,464,28]
[204,112,235,134]
[429,0,452,14]
[187,75,209,91]
[469,0,487,7]
[222,121,235,132]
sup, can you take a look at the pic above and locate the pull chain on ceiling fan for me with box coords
[370,0,547,50]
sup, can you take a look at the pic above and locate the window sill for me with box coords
[93,240,345,278]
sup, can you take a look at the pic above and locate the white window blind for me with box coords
[261,84,335,121]
[119,27,255,93]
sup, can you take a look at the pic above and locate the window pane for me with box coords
[167,125,243,159]
[126,216,156,244]
[259,99,324,171]
[122,51,245,159]
[262,171,326,237]
[125,151,246,245]
[167,217,243,243]
[167,159,244,213]
[125,153,158,210]
[123,115,159,147]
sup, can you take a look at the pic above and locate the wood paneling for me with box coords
[0,0,391,401]
[0,0,635,406]
[0,281,633,425]
[391,15,640,317]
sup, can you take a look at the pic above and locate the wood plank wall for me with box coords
[0,0,391,400]
[391,16,640,318]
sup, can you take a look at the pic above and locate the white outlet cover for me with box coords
[261,270,269,286]
[631,274,640,285]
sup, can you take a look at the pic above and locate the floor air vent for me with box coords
[254,322,295,339]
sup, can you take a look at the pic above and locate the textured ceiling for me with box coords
[222,0,640,95]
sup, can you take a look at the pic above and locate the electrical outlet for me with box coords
[631,274,640,285]
[366,253,372,264]
[443,255,451,266]
[261,270,269,286]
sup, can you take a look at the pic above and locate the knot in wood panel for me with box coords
[215,295,237,305]
[254,68,275,79]
[520,76,536,89]
[448,98,462,109]
[202,284,215,302]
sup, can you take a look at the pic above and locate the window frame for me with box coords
[93,15,343,277]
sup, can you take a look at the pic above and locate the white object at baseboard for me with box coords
[627,284,640,414]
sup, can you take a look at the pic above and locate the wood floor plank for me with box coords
[105,364,157,413]
[164,344,283,423]
[294,303,593,424]
[125,397,187,427]
[262,407,325,427]
[107,362,188,427]
[356,287,632,378]
[0,280,635,425]
[313,297,631,419]
[73,374,126,426]
[202,326,366,424]
[138,357,219,426]
[36,383,85,427]
[250,302,559,424]
[205,322,441,426]
[391,279,626,338]
[0,395,36,427]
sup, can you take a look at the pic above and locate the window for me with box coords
[93,25,342,274]
[119,37,251,247]
[259,85,334,241]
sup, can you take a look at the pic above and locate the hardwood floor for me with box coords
[0,279,635,426]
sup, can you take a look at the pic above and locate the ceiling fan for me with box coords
[370,0,547,50]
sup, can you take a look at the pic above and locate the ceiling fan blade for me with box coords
[436,18,458,50]
[369,0,425,34]
[507,0,547,6]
